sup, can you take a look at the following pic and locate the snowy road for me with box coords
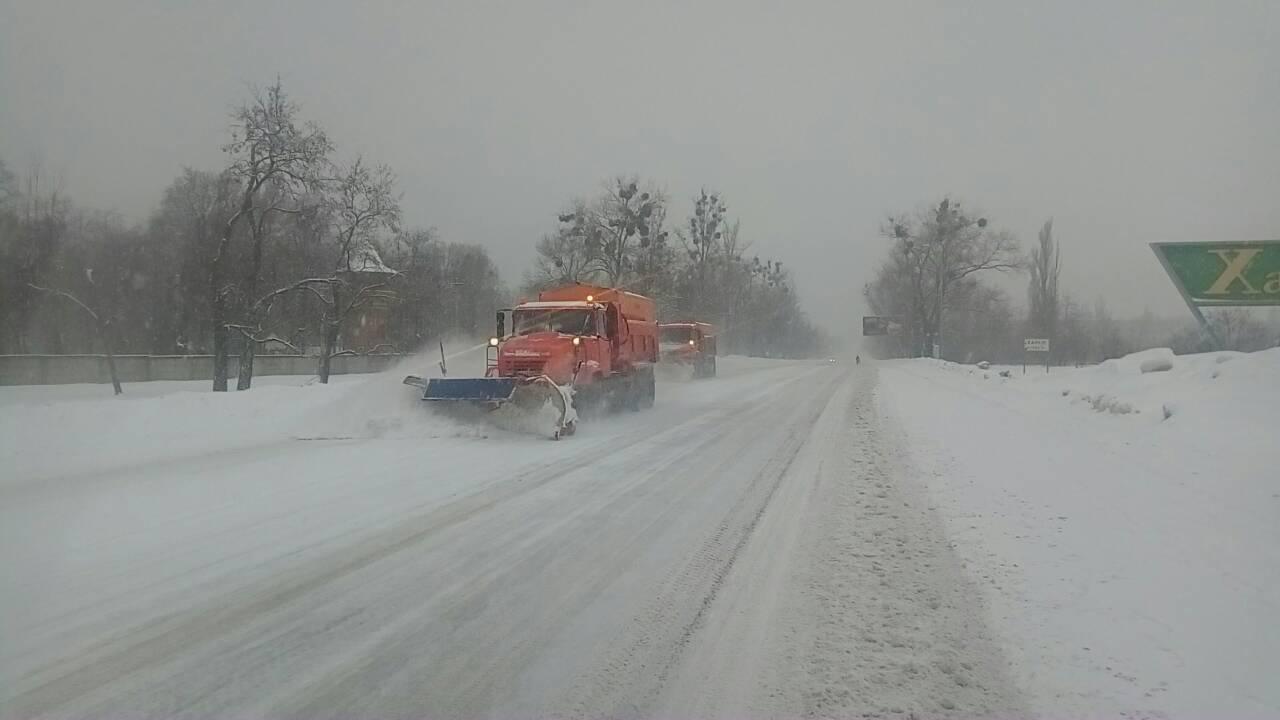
[0,359,1023,719]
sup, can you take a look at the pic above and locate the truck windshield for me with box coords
[660,326,694,344]
[513,309,595,336]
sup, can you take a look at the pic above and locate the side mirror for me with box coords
[496,311,505,338]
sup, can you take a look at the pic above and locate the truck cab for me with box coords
[490,301,611,386]
[659,321,717,377]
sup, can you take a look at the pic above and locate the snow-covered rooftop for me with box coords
[341,239,395,275]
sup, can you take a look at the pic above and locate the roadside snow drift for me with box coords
[879,348,1280,718]
[0,352,479,486]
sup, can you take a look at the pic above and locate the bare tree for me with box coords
[146,168,238,354]
[675,189,727,317]
[526,200,597,291]
[884,198,1019,357]
[0,164,70,353]
[627,200,676,307]
[1204,308,1273,351]
[939,280,1018,363]
[211,79,332,391]
[0,158,14,206]
[1027,219,1061,353]
[561,177,666,287]
[311,158,401,383]
[28,271,124,395]
[381,230,505,348]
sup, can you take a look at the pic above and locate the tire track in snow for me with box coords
[546,369,847,718]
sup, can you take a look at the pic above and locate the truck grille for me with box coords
[507,358,546,376]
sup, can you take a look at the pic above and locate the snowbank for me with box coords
[0,352,485,486]
[940,348,1277,457]
[878,348,1280,718]
[0,374,350,407]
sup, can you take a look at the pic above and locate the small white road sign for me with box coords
[1024,338,1050,352]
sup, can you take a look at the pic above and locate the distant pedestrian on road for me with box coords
[855,355,861,365]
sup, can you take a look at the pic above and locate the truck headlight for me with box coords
[489,337,499,346]
[688,339,695,346]
[572,337,581,346]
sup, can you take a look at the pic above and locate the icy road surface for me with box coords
[0,358,1024,719]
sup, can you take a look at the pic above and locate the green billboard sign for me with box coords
[1151,241,1280,306]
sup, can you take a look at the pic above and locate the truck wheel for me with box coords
[708,357,717,377]
[625,375,642,412]
[640,368,656,409]
[574,383,602,418]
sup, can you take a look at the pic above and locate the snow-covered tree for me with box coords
[213,79,332,391]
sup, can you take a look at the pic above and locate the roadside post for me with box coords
[1150,240,1280,350]
[1024,338,1050,374]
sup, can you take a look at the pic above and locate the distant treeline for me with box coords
[0,79,830,392]
[863,202,1278,363]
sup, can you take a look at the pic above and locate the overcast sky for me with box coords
[3,0,1278,333]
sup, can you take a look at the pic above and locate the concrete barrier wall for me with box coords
[0,354,404,386]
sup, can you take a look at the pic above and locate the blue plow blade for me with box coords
[422,377,519,402]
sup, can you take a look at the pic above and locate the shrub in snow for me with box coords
[1080,393,1138,415]
[1162,403,1176,421]
[977,361,991,370]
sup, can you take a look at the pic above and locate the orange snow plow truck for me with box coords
[660,321,717,377]
[405,283,657,439]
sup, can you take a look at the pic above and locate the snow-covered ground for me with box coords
[2,348,1274,718]
[0,374,361,407]
[879,348,1280,718]
[14,356,1001,719]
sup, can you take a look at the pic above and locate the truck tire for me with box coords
[574,381,603,418]
[625,374,642,412]
[708,357,717,377]
[603,377,627,413]
[640,367,656,409]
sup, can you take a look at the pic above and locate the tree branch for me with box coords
[341,279,396,316]
[226,324,301,352]
[27,284,99,322]
[252,276,338,313]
